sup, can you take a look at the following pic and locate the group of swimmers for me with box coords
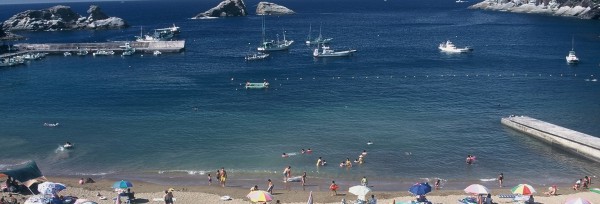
[281,148,313,158]
[465,155,476,165]
[339,150,368,167]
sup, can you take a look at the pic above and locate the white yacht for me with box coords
[313,45,356,57]
[566,37,579,64]
[438,40,473,53]
[93,50,115,56]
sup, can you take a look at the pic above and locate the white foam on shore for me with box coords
[74,171,114,176]
[158,170,206,175]
[480,178,497,182]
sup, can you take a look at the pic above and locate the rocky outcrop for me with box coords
[2,5,128,31]
[192,0,247,19]
[469,0,600,19]
[256,2,295,15]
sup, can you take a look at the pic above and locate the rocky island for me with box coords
[469,0,600,20]
[256,2,295,15]
[192,0,248,19]
[2,5,128,31]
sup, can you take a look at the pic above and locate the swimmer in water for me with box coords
[301,149,305,154]
[306,148,312,154]
[282,153,288,158]
[362,150,367,155]
[367,141,373,145]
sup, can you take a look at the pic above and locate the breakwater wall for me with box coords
[501,116,600,162]
[13,40,185,54]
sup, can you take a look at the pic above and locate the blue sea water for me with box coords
[1,0,600,190]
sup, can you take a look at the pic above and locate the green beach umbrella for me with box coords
[591,188,600,194]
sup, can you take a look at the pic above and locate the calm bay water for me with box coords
[1,0,600,190]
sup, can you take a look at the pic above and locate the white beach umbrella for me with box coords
[349,185,371,201]
[464,184,490,194]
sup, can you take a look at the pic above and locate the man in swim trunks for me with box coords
[283,166,290,182]
[219,167,227,187]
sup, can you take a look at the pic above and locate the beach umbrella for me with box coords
[464,184,490,194]
[112,180,133,189]
[307,191,313,204]
[511,184,536,195]
[349,185,371,201]
[565,197,592,204]
[247,190,273,203]
[591,188,600,194]
[409,182,432,195]
[37,181,67,195]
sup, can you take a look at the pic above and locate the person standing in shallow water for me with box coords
[219,167,227,187]
[498,173,504,187]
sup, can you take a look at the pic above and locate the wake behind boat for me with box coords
[313,45,356,57]
[245,52,269,61]
[438,40,473,53]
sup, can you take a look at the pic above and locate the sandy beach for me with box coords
[4,176,598,204]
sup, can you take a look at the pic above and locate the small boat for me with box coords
[566,36,579,64]
[63,52,72,56]
[76,50,88,56]
[313,45,356,57]
[22,52,41,60]
[156,24,180,35]
[245,81,269,89]
[245,52,269,61]
[257,17,293,52]
[136,26,175,42]
[43,122,60,127]
[305,23,333,45]
[438,40,473,53]
[153,50,162,56]
[121,42,136,56]
[456,0,468,3]
[93,50,115,56]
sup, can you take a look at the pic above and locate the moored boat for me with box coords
[257,17,293,52]
[245,81,270,89]
[566,37,579,64]
[313,45,356,57]
[93,50,115,56]
[306,23,333,45]
[438,40,473,53]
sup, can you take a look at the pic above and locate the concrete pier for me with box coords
[501,116,600,162]
[13,40,185,54]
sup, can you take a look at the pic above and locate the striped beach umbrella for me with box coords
[247,190,273,203]
[464,184,490,194]
[511,184,536,195]
[565,197,592,204]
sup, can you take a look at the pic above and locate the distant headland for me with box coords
[470,0,600,20]
[2,5,128,31]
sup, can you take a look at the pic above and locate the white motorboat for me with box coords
[76,50,88,56]
[257,17,293,52]
[566,37,579,64]
[245,52,269,61]
[305,23,333,45]
[456,0,468,3]
[153,50,162,56]
[313,45,356,57]
[64,52,72,56]
[136,26,175,42]
[120,42,136,56]
[93,50,115,56]
[43,122,60,127]
[438,40,473,53]
[22,52,42,60]
[245,81,269,89]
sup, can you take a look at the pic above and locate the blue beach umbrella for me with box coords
[112,180,133,189]
[409,182,432,195]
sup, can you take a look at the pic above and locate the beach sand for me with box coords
[9,177,595,204]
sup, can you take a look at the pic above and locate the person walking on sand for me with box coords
[329,180,339,196]
[207,174,212,186]
[301,172,307,189]
[498,173,504,187]
[219,167,227,187]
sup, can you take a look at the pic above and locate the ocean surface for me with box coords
[2,0,600,190]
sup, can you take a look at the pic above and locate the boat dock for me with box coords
[12,40,185,54]
[501,115,600,162]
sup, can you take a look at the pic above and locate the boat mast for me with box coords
[318,23,323,40]
[571,35,575,51]
[307,23,312,42]
[261,17,266,44]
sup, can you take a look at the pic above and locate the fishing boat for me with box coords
[245,52,269,61]
[438,40,473,53]
[245,81,270,89]
[312,45,356,57]
[120,42,136,56]
[93,50,115,56]
[566,36,579,64]
[136,26,175,42]
[22,52,42,60]
[257,17,293,52]
[156,24,180,35]
[306,23,332,45]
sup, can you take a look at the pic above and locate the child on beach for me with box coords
[207,174,212,185]
[330,181,339,196]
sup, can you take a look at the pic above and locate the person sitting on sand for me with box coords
[329,181,339,196]
[573,179,581,190]
[544,185,557,196]
[484,193,492,204]
[525,195,534,204]
[78,178,84,185]
[250,185,258,192]
[368,194,377,204]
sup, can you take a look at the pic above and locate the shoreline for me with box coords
[28,176,599,203]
